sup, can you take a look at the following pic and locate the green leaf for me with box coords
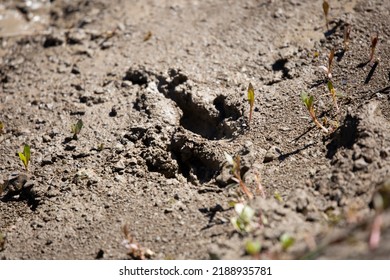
[301,92,314,109]
[24,144,30,163]
[308,95,314,108]
[307,95,313,108]
[71,119,83,138]
[274,191,283,202]
[247,83,255,106]
[327,81,334,92]
[280,233,295,250]
[300,92,308,106]
[18,144,30,170]
[228,201,237,208]
[247,83,255,123]
[18,152,26,164]
[230,217,241,231]
[245,240,261,255]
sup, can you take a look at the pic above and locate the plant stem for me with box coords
[309,109,329,134]
[233,170,254,200]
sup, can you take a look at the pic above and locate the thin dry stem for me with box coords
[323,1,330,30]
[343,24,351,51]
[254,172,266,198]
[328,49,335,78]
[369,33,378,63]
[232,156,254,200]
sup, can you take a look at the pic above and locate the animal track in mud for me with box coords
[125,67,243,183]
[158,69,241,140]
[170,130,223,184]
[127,67,242,140]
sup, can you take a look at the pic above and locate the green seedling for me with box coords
[247,83,255,124]
[97,143,105,151]
[327,80,339,114]
[280,233,295,250]
[224,151,254,199]
[274,191,283,203]
[0,121,4,134]
[71,119,83,139]
[231,203,255,233]
[369,33,379,63]
[18,144,31,171]
[322,1,330,30]
[301,92,329,133]
[245,240,261,256]
[319,48,334,79]
[343,24,351,51]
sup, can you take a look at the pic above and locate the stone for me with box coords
[41,156,53,166]
[113,160,126,172]
[354,158,368,170]
[1,172,28,196]
[263,146,280,163]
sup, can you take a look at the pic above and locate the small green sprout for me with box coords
[343,24,351,51]
[301,92,329,134]
[274,191,283,203]
[0,121,4,134]
[369,33,379,63]
[97,143,105,151]
[231,203,255,233]
[280,233,295,250]
[18,144,31,171]
[71,119,83,139]
[322,1,330,30]
[327,80,339,113]
[245,240,261,256]
[224,151,254,199]
[247,83,255,124]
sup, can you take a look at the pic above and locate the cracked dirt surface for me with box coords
[1,0,390,259]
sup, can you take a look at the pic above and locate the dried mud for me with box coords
[1,0,390,259]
